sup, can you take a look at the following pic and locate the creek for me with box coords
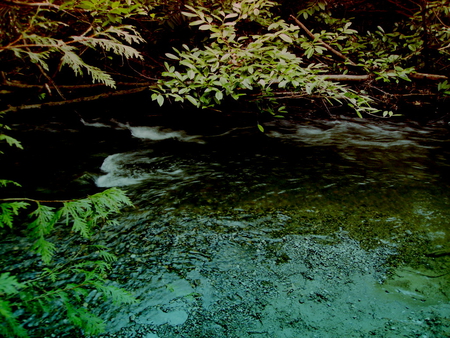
[2,111,450,337]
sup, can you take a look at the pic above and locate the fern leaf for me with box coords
[90,188,133,213]
[75,37,143,60]
[41,268,58,283]
[30,237,56,264]
[0,180,21,187]
[0,273,25,295]
[0,134,23,149]
[97,250,117,263]
[65,304,105,336]
[0,202,29,228]
[0,299,29,338]
[61,199,92,222]
[28,204,58,238]
[95,284,136,305]
[60,48,116,88]
[103,25,146,44]
[23,34,62,47]
[72,218,91,238]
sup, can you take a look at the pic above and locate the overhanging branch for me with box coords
[1,86,150,114]
[290,15,358,66]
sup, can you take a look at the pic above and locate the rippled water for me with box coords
[3,114,450,337]
[87,117,450,249]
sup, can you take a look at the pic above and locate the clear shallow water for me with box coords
[91,117,450,250]
[3,115,450,337]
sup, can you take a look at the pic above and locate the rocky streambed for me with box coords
[2,114,450,337]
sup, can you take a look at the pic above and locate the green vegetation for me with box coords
[1,127,135,336]
[1,0,450,336]
[0,149,136,336]
[1,0,449,118]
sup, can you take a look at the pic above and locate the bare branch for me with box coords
[290,15,358,66]
[1,86,150,114]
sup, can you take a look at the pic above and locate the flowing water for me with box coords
[2,113,450,337]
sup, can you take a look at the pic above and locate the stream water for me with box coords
[2,112,450,337]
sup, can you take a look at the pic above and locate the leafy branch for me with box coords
[0,3,145,88]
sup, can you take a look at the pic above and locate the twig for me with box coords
[2,79,155,89]
[31,53,67,100]
[290,15,357,66]
[1,86,150,114]
[1,0,60,8]
[322,74,370,81]
[0,197,73,203]
[409,72,448,81]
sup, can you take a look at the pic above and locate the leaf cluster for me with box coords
[0,1,146,88]
[1,125,136,337]
[151,0,381,118]
[0,187,135,337]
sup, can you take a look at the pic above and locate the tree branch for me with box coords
[1,86,150,114]
[290,15,358,66]
[1,0,60,8]
[0,197,73,203]
[1,78,155,89]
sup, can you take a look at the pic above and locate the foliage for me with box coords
[151,0,380,118]
[294,0,450,83]
[147,0,450,118]
[1,0,449,118]
[0,126,136,336]
[0,187,135,337]
[0,0,147,88]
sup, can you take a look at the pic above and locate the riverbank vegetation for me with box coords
[1,0,450,336]
[0,0,449,121]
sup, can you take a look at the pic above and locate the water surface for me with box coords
[3,115,450,337]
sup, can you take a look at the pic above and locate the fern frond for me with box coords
[0,299,29,338]
[22,34,62,47]
[0,180,21,187]
[94,283,137,305]
[74,37,143,60]
[61,199,92,224]
[60,48,116,88]
[0,202,29,228]
[103,25,146,44]
[65,304,105,336]
[0,273,25,295]
[97,250,117,263]
[30,237,56,264]
[0,134,23,149]
[41,268,58,283]
[72,218,91,238]
[28,204,58,238]
[90,187,133,214]
[25,50,51,71]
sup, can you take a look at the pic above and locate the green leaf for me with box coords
[186,95,199,106]
[215,91,224,101]
[31,237,56,264]
[0,180,21,188]
[181,11,198,18]
[157,95,164,107]
[0,134,23,149]
[165,53,179,60]
[189,20,205,26]
[257,124,265,132]
[199,24,212,31]
[279,34,292,43]
[97,250,117,263]
[0,299,29,337]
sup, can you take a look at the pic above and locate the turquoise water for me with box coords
[3,115,450,337]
